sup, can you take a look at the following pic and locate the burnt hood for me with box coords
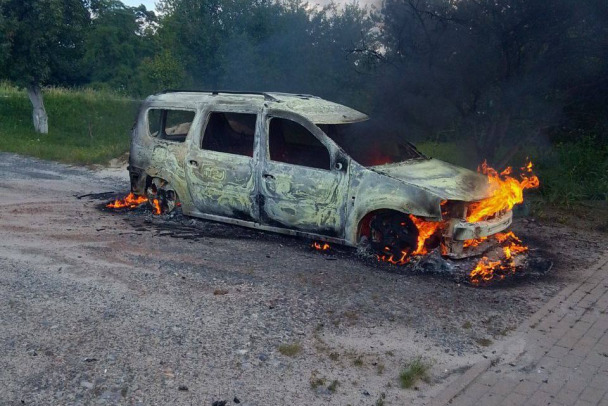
[371,158,491,202]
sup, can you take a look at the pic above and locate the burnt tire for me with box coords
[369,212,419,258]
[146,178,179,214]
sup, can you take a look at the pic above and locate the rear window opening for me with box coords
[148,109,196,143]
[201,112,257,157]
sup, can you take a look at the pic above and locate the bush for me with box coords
[536,136,608,204]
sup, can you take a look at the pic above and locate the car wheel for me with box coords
[146,178,179,214]
[368,212,419,259]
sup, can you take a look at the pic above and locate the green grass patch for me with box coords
[278,342,301,357]
[399,358,430,389]
[0,83,140,165]
[475,337,493,347]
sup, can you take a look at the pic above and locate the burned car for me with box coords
[128,91,512,260]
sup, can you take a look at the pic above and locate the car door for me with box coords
[146,107,197,188]
[184,106,260,221]
[259,110,349,237]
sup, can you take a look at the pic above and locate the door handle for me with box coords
[263,173,275,180]
[189,160,199,168]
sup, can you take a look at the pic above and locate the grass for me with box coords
[475,338,493,347]
[399,358,431,389]
[309,372,339,393]
[310,377,325,389]
[0,82,140,165]
[278,342,302,357]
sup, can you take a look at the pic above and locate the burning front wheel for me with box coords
[368,212,419,260]
[146,178,179,214]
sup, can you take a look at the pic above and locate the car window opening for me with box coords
[318,123,425,167]
[148,109,195,143]
[201,112,256,157]
[269,117,330,170]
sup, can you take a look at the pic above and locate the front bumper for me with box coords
[442,210,513,258]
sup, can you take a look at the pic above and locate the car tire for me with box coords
[368,212,419,259]
[146,178,179,214]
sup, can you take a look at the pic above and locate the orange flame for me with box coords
[410,216,442,255]
[151,199,162,215]
[463,237,487,248]
[377,215,442,265]
[467,161,539,222]
[106,192,162,215]
[312,242,331,251]
[469,231,529,284]
[106,192,148,209]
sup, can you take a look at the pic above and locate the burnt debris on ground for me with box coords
[95,192,552,287]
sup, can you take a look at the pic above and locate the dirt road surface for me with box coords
[0,152,604,405]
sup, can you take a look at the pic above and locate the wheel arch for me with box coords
[356,208,413,243]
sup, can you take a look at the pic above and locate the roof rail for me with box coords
[157,89,280,102]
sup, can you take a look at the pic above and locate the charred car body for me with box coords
[129,91,512,259]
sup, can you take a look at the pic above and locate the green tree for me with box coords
[0,0,89,133]
[84,0,157,93]
[138,50,186,94]
[155,0,375,100]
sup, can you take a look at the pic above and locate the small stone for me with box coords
[178,385,188,391]
[212,401,227,406]
[362,390,370,396]
[258,353,268,362]
[80,381,94,389]
[233,397,240,404]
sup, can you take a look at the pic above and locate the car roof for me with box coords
[146,90,369,125]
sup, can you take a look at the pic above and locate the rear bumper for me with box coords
[443,210,513,258]
[128,165,146,195]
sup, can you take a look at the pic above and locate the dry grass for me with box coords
[278,342,302,357]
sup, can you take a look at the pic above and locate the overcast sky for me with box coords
[121,0,378,12]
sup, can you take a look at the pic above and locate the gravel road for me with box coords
[0,152,604,405]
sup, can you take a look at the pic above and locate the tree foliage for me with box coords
[0,0,89,87]
[375,0,608,163]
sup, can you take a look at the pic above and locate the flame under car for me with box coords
[128,91,513,260]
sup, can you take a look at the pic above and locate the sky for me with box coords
[121,0,378,12]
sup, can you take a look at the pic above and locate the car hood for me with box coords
[370,159,491,202]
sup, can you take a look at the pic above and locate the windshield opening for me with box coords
[318,121,426,167]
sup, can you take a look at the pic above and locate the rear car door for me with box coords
[184,107,260,221]
[259,110,349,237]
